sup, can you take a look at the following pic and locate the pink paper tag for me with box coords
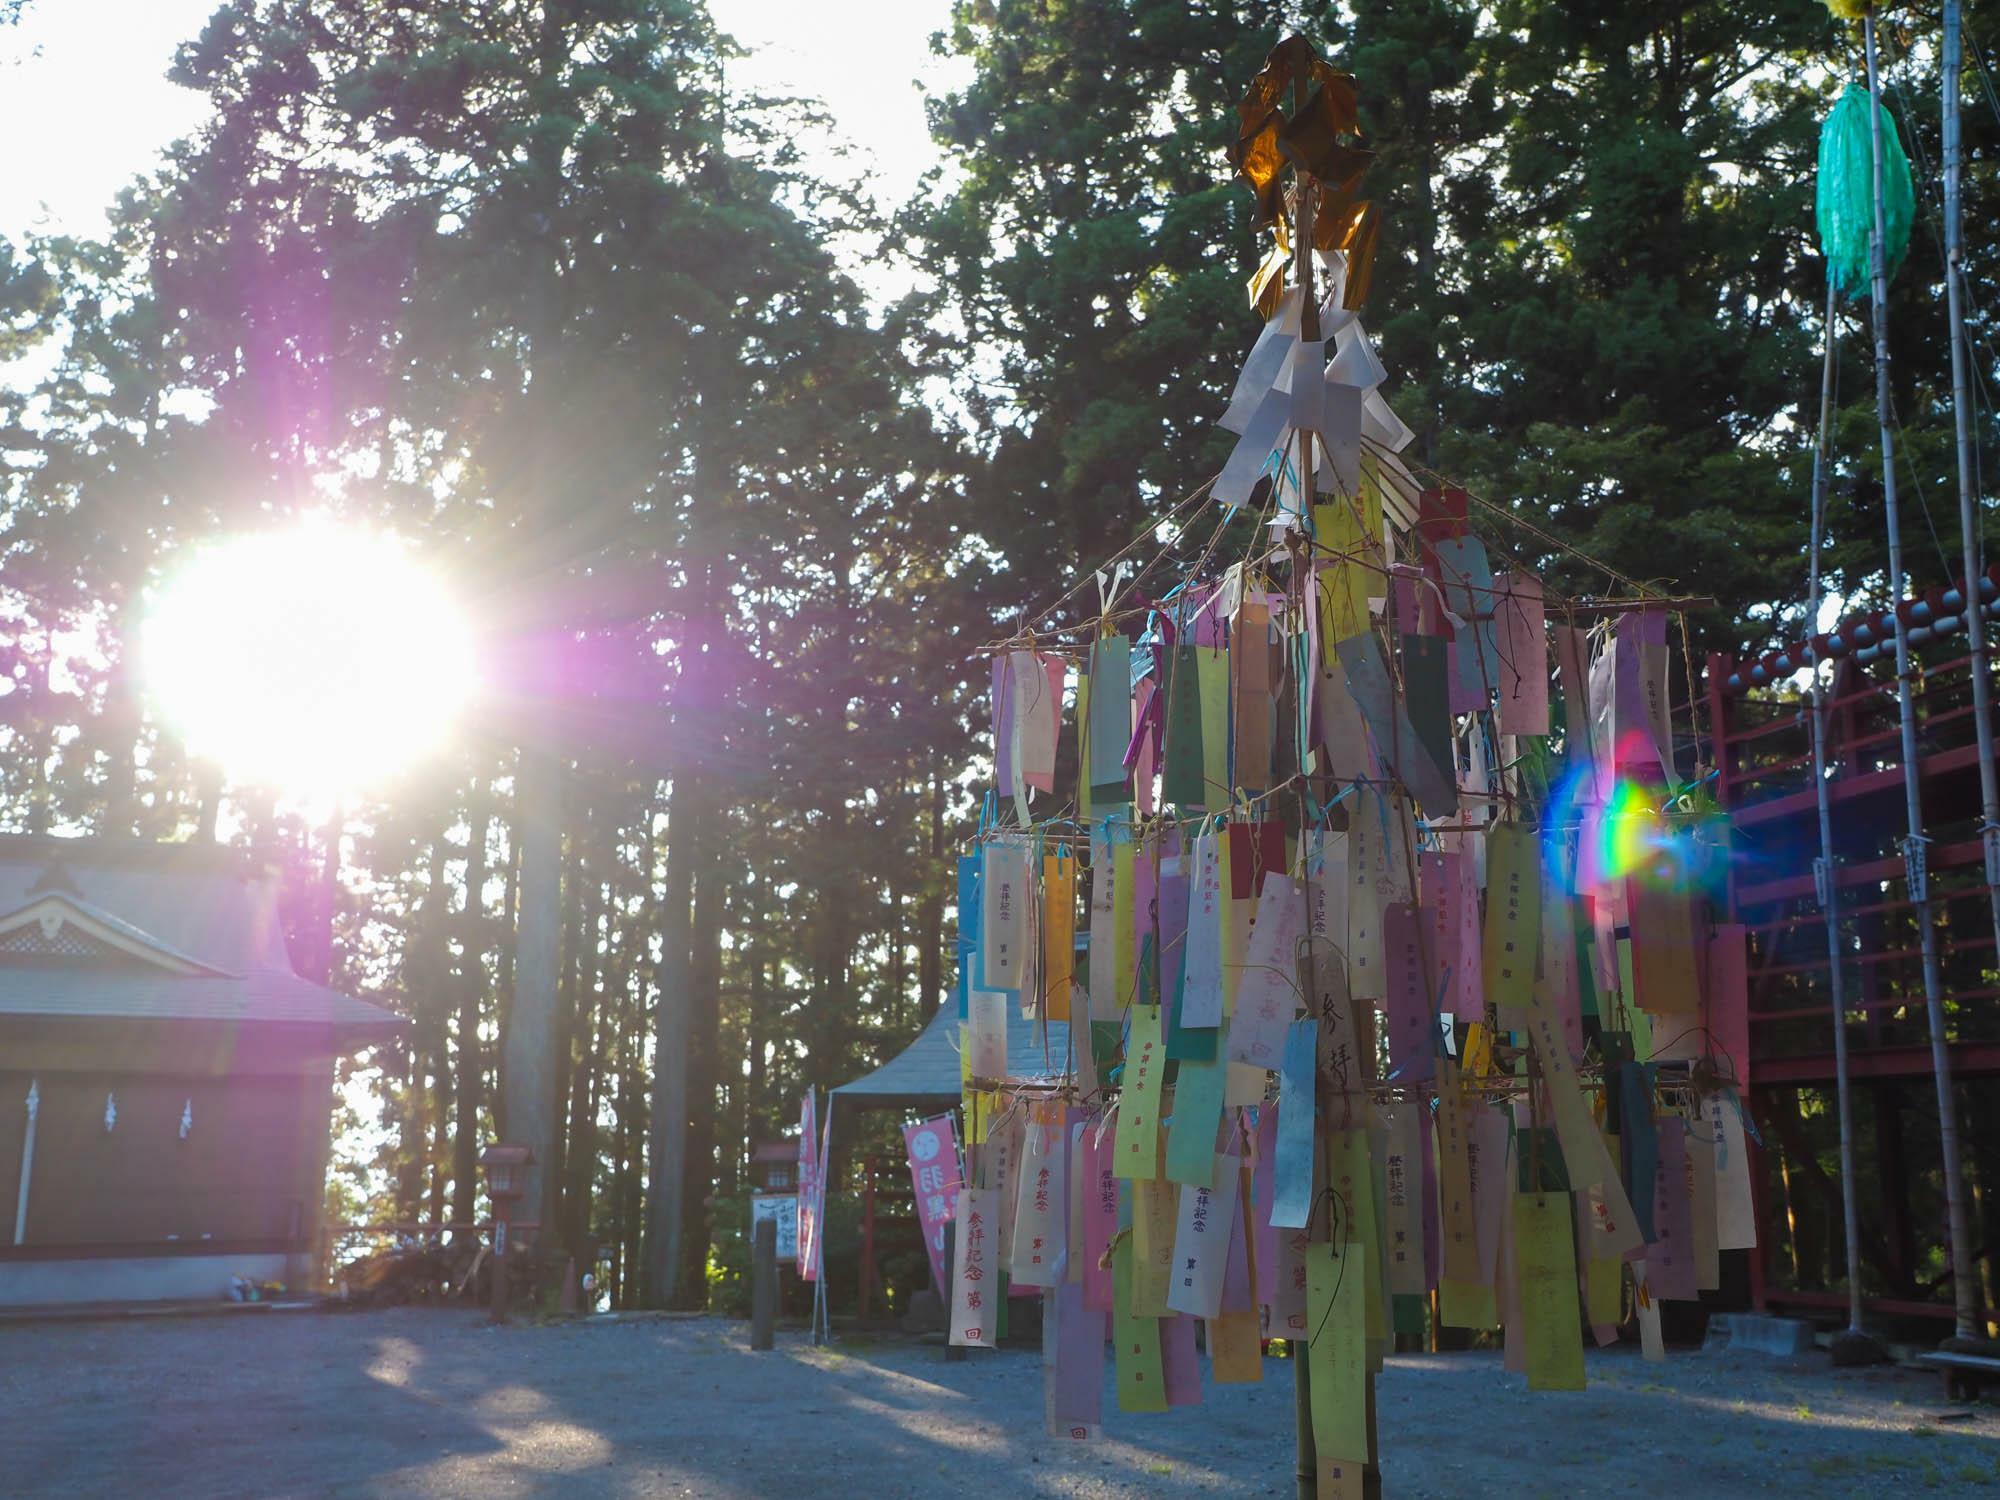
[1252,1105,1279,1310]
[1160,1312,1204,1406]
[1494,571,1549,736]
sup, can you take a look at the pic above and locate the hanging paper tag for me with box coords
[1165,1058,1228,1188]
[1048,1280,1106,1439]
[948,1187,998,1348]
[981,838,1033,993]
[1690,1114,1721,1291]
[1515,1191,1586,1391]
[965,989,1009,1085]
[1234,601,1275,788]
[1132,1171,1177,1316]
[988,1110,1025,1265]
[1482,823,1542,1021]
[1634,1264,1667,1362]
[1111,1231,1167,1412]
[1225,874,1305,1069]
[1494,571,1550,736]
[1088,822,1118,1023]
[1043,850,1077,1020]
[1180,833,1226,1029]
[1011,1105,1068,1287]
[1166,1154,1240,1320]
[1082,1123,1119,1311]
[1381,901,1437,1082]
[1270,1021,1319,1229]
[1644,1117,1698,1302]
[1305,1238,1370,1468]
[1114,1002,1166,1178]
[1208,1307,1265,1384]
[1380,1102,1426,1297]
[1705,1089,1758,1251]
[1433,1059,1480,1287]
[1519,981,1644,1260]
[1087,635,1133,797]
[1159,1311,1204,1407]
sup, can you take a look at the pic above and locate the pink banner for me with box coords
[903,1114,962,1292]
[797,1092,820,1280]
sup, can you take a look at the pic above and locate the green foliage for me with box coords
[904,0,1342,591]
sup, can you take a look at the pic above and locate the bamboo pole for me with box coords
[1805,277,1872,1347]
[1863,10,1979,1343]
[1941,0,1996,1344]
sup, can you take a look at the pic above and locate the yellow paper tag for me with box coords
[1306,1237,1371,1467]
[1131,1174,1176,1317]
[1043,850,1076,1020]
[1114,1003,1166,1179]
[1515,1192,1586,1391]
[1482,823,1542,1020]
[1208,1309,1265,1384]
[1112,1233,1167,1412]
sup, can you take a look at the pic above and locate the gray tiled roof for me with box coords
[0,967,403,1030]
[0,835,402,1037]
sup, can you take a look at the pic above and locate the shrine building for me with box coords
[0,836,401,1306]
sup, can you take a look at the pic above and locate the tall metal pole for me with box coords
[1863,11,1979,1343]
[1805,280,1869,1341]
[1941,12,1998,818]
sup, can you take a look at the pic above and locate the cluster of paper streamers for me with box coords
[923,37,1758,1489]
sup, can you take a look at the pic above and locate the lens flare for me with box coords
[1543,732,1687,895]
[142,521,475,796]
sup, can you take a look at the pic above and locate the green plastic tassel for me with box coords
[1815,82,1915,301]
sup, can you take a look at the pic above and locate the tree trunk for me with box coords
[642,770,701,1306]
[494,809,520,1138]
[501,743,565,1244]
[452,782,491,1238]
[676,816,725,1307]
[564,866,608,1259]
[918,758,944,1018]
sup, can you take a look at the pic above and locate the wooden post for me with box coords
[750,1215,777,1350]
[941,1218,966,1362]
[1292,1340,1316,1500]
[490,1214,512,1325]
[859,1153,877,1321]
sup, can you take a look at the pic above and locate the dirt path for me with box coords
[4,1308,1997,1498]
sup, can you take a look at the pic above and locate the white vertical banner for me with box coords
[949,1187,998,1348]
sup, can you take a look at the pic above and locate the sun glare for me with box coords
[143,523,475,797]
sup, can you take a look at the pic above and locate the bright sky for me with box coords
[0,0,961,245]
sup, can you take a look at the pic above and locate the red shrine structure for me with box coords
[1711,570,2000,1330]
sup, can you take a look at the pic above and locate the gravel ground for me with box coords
[5,1307,1998,1498]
